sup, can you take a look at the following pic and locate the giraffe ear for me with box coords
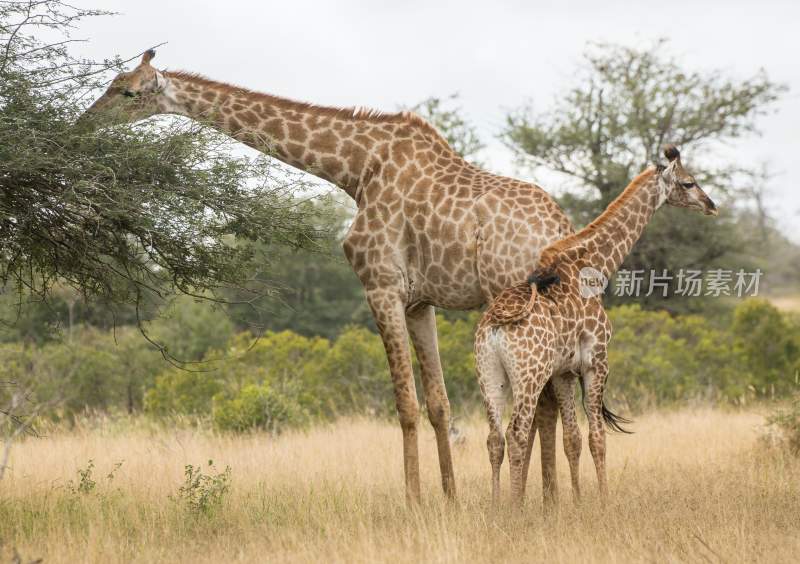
[141,49,156,65]
[663,144,680,162]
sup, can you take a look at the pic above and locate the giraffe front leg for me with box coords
[407,305,456,499]
[366,290,421,505]
[583,353,609,497]
[552,373,582,503]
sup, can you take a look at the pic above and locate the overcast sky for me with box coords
[72,0,799,239]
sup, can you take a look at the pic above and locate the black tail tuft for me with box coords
[601,402,634,434]
[527,270,560,291]
[578,377,633,434]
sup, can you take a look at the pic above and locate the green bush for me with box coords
[218,330,331,415]
[318,325,391,416]
[607,305,746,407]
[436,313,481,406]
[732,299,799,398]
[144,369,223,417]
[212,383,307,433]
[172,460,231,515]
[607,301,800,407]
[0,325,164,419]
[5,296,800,429]
[150,296,235,363]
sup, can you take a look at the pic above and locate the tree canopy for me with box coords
[505,41,783,212]
[503,41,787,310]
[0,1,324,344]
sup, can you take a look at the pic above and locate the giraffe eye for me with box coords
[122,89,137,98]
[681,182,695,189]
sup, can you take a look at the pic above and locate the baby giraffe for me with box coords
[475,145,717,505]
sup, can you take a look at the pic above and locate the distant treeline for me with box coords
[2,299,797,433]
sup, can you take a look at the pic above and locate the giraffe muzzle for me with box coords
[703,197,718,216]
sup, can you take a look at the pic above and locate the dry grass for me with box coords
[1,409,799,563]
[768,294,800,314]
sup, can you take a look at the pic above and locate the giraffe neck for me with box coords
[160,72,396,199]
[543,168,665,281]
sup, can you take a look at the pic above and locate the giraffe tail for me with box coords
[601,403,634,434]
[484,283,539,325]
[526,269,560,291]
[578,377,634,434]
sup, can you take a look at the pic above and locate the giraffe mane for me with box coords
[164,71,454,149]
[536,167,658,269]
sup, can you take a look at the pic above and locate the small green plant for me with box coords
[66,459,125,494]
[106,461,124,483]
[172,460,231,514]
[67,460,96,494]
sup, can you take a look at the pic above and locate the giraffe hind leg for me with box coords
[534,382,559,509]
[476,327,508,507]
[552,373,582,503]
[506,364,551,506]
[583,354,610,497]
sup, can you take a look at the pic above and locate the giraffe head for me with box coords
[659,145,718,216]
[80,49,173,125]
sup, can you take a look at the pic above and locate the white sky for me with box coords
[72,0,799,240]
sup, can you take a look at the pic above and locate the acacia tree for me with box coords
[504,41,785,310]
[0,1,324,355]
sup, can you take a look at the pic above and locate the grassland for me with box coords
[769,294,800,314]
[1,409,798,563]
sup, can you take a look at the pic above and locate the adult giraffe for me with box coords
[82,49,575,504]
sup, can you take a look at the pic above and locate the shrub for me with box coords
[144,370,223,417]
[212,383,307,433]
[65,459,123,494]
[607,304,749,407]
[7,295,800,429]
[219,331,330,413]
[149,296,235,363]
[67,460,97,495]
[172,460,231,515]
[436,313,481,406]
[732,299,799,398]
[1,325,167,418]
[318,325,391,416]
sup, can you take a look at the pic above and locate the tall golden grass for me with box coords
[769,294,800,314]
[1,409,798,563]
